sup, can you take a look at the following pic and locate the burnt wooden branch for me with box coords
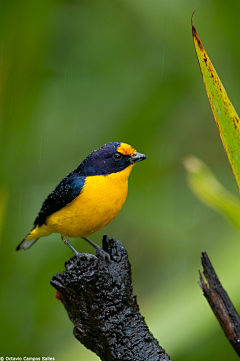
[199,251,240,356]
[51,235,171,361]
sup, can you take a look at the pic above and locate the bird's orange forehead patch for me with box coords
[117,143,136,156]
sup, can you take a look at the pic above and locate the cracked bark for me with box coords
[199,251,240,356]
[51,235,171,361]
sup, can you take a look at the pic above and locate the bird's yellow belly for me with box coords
[45,165,133,238]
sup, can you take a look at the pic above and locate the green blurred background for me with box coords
[1,0,240,359]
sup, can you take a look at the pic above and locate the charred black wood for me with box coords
[51,235,171,361]
[199,251,240,356]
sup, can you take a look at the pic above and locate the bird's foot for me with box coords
[62,236,81,257]
[96,247,111,261]
[82,237,110,261]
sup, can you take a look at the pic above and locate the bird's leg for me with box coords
[82,237,110,261]
[62,236,81,257]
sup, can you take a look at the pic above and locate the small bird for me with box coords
[17,142,147,256]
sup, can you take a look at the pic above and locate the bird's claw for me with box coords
[96,247,111,261]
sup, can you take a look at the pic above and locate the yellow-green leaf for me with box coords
[184,156,240,230]
[192,19,240,190]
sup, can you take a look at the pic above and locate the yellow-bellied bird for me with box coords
[17,142,147,256]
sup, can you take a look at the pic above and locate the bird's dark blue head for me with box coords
[75,142,147,176]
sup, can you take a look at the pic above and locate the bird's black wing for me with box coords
[34,173,86,227]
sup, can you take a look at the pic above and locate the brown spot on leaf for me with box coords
[192,18,204,51]
[233,115,239,130]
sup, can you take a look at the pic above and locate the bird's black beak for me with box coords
[129,152,147,164]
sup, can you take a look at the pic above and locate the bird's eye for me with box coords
[113,153,122,160]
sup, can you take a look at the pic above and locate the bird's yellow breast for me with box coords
[43,164,134,238]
